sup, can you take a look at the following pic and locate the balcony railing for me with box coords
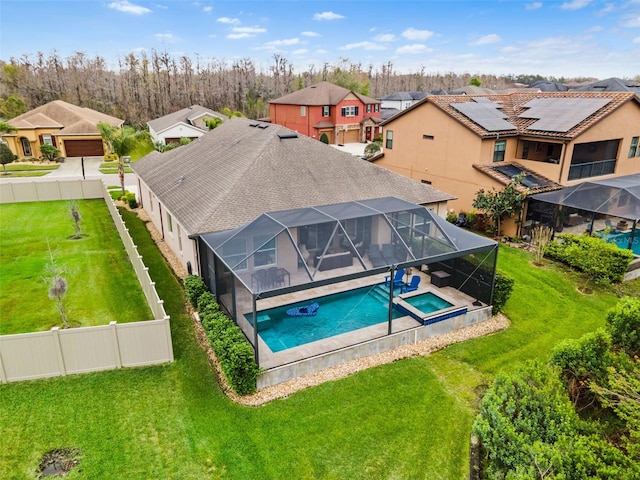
[568,159,616,181]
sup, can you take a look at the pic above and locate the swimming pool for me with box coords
[250,285,405,352]
[605,229,640,256]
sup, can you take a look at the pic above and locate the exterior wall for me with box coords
[4,129,106,159]
[152,123,206,144]
[137,177,199,275]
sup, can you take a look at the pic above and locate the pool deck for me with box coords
[250,270,483,370]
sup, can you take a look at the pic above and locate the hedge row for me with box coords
[184,274,261,395]
[545,234,634,285]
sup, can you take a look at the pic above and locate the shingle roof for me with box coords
[132,117,454,235]
[383,91,639,139]
[269,81,380,106]
[572,77,640,96]
[379,91,429,102]
[147,105,226,133]
[8,100,124,133]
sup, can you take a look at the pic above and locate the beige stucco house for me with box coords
[2,100,123,159]
[374,91,640,236]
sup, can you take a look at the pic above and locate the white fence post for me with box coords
[110,321,123,368]
[51,327,67,377]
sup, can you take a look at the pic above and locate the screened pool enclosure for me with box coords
[197,197,498,367]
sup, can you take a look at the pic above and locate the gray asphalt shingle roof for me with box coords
[133,117,454,235]
[147,105,225,133]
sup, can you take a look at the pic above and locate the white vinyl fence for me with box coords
[0,180,173,383]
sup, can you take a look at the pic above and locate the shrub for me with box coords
[183,275,207,308]
[465,209,476,228]
[606,296,640,357]
[446,211,458,223]
[197,291,216,313]
[103,153,118,161]
[491,271,514,314]
[40,143,61,162]
[124,192,138,209]
[319,132,329,144]
[546,234,633,285]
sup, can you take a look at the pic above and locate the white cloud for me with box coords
[228,33,253,40]
[402,28,434,41]
[471,34,502,45]
[396,44,433,54]
[217,17,240,25]
[314,11,345,21]
[560,0,592,11]
[621,13,640,28]
[634,36,640,43]
[340,41,386,51]
[202,6,212,13]
[154,33,177,42]
[107,1,151,15]
[264,38,300,47]
[231,26,267,34]
[374,33,396,42]
[301,31,320,37]
[292,49,308,55]
[588,25,603,32]
[526,2,543,10]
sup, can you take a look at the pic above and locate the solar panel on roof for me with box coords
[520,98,612,133]
[451,101,516,131]
[493,164,554,189]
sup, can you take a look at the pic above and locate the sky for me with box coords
[1,0,639,80]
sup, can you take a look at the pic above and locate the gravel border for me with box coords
[129,206,511,406]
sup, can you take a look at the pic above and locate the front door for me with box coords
[21,137,32,156]
[365,126,372,141]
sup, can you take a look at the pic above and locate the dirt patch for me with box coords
[37,448,80,478]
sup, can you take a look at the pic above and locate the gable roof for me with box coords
[132,117,454,235]
[8,100,123,133]
[382,91,639,140]
[147,105,226,134]
[269,81,380,106]
[379,91,429,102]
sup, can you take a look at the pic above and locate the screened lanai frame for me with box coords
[198,197,498,365]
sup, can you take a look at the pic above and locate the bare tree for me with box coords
[44,240,68,328]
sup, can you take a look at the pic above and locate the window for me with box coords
[177,224,182,252]
[630,136,639,158]
[42,135,53,145]
[322,106,330,117]
[341,106,359,117]
[385,130,393,149]
[422,134,434,140]
[300,106,306,117]
[493,140,506,162]
[167,213,173,232]
[522,141,530,159]
[374,104,379,112]
[366,104,372,113]
[254,235,276,267]
[148,192,153,212]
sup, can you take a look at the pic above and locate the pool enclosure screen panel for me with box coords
[199,197,498,297]
[531,173,640,221]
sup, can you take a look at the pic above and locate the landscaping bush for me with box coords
[186,275,260,394]
[491,271,514,314]
[122,192,138,209]
[183,275,207,308]
[605,296,640,357]
[546,234,634,285]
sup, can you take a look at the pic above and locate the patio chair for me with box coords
[381,243,399,264]
[368,244,386,268]
[384,269,405,288]
[400,276,421,293]
[286,302,320,317]
[604,219,619,234]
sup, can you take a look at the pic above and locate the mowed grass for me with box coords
[1,211,637,479]
[0,200,151,334]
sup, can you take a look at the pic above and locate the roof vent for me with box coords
[278,133,298,139]
[257,124,269,129]
[249,122,259,127]
[177,175,185,185]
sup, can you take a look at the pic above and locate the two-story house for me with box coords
[268,81,382,144]
[374,91,640,236]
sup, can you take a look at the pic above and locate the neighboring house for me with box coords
[147,105,226,145]
[133,117,454,276]
[374,91,640,236]
[2,100,123,159]
[379,91,429,120]
[268,81,382,144]
[571,77,640,97]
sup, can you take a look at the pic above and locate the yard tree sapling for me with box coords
[531,225,554,265]
[472,174,527,237]
[0,142,17,174]
[44,240,69,328]
[69,201,82,239]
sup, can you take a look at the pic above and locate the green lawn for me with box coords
[1,212,637,479]
[0,200,152,334]
[98,161,133,174]
[3,163,60,171]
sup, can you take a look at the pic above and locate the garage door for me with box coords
[64,139,104,157]
[341,129,360,144]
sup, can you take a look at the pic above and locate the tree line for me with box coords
[1,50,598,125]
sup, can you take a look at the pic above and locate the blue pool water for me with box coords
[605,229,640,256]
[249,285,405,353]
[404,292,453,311]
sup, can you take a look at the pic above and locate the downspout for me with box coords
[558,140,568,183]
[158,203,165,239]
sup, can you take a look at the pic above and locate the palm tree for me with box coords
[98,122,149,195]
